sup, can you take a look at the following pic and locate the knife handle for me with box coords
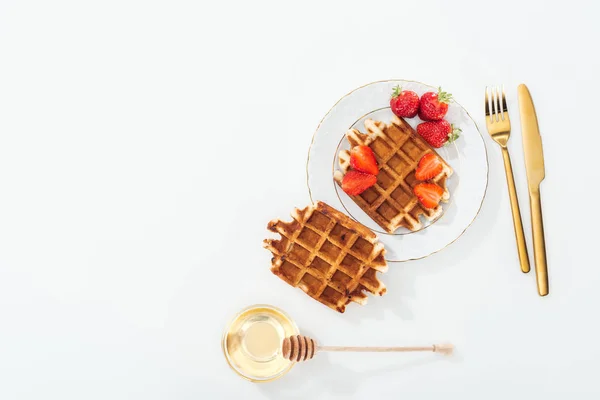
[530,188,549,296]
[501,147,531,274]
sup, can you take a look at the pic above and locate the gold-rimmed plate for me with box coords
[307,80,488,262]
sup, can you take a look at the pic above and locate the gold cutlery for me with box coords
[485,86,531,274]
[518,84,549,296]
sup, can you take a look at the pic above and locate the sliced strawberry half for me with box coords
[341,170,377,196]
[415,153,443,181]
[350,145,379,175]
[413,183,444,209]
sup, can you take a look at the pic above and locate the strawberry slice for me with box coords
[341,170,377,196]
[415,153,443,181]
[413,183,444,209]
[350,145,379,175]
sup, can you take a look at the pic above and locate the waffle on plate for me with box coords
[335,116,453,233]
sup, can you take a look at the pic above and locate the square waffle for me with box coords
[334,115,453,233]
[264,201,387,313]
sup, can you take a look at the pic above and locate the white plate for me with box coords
[307,80,488,262]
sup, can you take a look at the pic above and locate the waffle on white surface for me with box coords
[264,202,387,313]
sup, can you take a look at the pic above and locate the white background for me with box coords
[0,0,598,399]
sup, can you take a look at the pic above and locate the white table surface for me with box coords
[0,0,598,399]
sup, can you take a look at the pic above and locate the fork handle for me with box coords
[529,188,549,296]
[501,147,531,274]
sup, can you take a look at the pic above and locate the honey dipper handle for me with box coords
[318,344,453,355]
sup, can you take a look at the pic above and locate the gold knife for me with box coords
[517,84,549,296]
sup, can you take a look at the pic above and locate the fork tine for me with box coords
[501,84,508,115]
[485,86,490,117]
[491,86,498,121]
[496,86,503,121]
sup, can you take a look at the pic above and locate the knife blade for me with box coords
[518,84,549,296]
[518,84,545,188]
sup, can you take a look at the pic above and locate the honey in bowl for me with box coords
[222,305,299,382]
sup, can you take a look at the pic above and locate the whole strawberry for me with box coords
[389,85,419,118]
[418,87,452,121]
[416,120,461,148]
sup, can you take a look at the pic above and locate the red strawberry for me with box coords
[418,87,452,121]
[341,170,377,196]
[350,145,379,175]
[416,120,461,148]
[413,183,444,209]
[390,85,420,118]
[415,153,443,180]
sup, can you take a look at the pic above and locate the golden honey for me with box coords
[222,305,298,382]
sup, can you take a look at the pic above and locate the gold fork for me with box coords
[485,86,530,274]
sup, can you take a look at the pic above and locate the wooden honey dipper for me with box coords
[282,335,454,362]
